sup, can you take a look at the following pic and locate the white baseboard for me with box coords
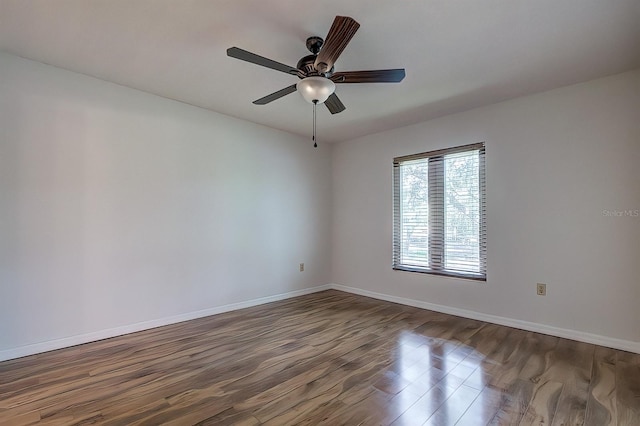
[4,283,637,361]
[329,283,640,354]
[0,284,332,362]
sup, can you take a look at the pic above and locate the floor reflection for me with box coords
[389,330,486,424]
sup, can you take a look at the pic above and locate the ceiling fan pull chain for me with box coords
[313,100,318,148]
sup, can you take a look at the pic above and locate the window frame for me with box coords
[392,142,486,281]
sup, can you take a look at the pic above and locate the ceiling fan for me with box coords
[227,16,405,145]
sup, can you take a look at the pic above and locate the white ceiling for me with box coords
[1,1,639,143]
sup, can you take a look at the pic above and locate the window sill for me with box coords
[393,266,486,281]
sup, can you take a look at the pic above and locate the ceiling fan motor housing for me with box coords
[297,55,333,78]
[298,37,334,77]
[297,54,318,76]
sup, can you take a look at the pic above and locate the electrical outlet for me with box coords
[536,283,546,296]
[299,263,304,272]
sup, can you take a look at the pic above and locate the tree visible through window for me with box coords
[393,143,486,280]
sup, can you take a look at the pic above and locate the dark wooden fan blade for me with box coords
[253,84,297,105]
[227,47,299,75]
[314,16,360,73]
[331,69,406,83]
[324,93,346,114]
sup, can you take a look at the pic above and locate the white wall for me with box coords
[332,70,640,348]
[2,49,638,360]
[0,52,332,359]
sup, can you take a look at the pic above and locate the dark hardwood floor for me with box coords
[1,290,639,425]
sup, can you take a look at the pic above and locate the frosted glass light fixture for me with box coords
[296,76,335,104]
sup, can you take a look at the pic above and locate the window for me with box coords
[393,143,486,280]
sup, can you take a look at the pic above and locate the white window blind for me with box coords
[393,143,486,280]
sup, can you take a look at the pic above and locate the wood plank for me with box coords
[549,340,595,426]
[390,381,463,426]
[519,380,563,425]
[517,332,562,425]
[455,385,506,426]
[616,349,640,425]
[487,378,533,425]
[423,384,482,425]
[584,346,617,426]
